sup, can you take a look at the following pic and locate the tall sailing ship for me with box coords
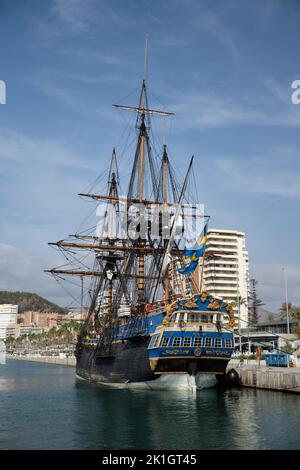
[47,53,236,391]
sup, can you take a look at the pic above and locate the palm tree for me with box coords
[279,302,293,320]
[280,302,300,321]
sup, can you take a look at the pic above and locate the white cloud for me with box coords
[161,0,240,60]
[254,263,300,312]
[0,130,88,169]
[52,0,97,33]
[163,83,300,130]
[170,91,267,129]
[34,0,131,43]
[0,130,103,308]
[0,243,71,306]
[0,130,99,251]
[29,68,123,124]
[191,0,240,61]
[216,148,300,198]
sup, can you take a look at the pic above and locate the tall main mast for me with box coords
[162,144,169,303]
[137,81,146,304]
[113,40,173,307]
[106,148,118,314]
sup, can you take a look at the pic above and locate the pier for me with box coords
[228,360,300,393]
[7,354,76,367]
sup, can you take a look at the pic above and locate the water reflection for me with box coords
[1,360,300,449]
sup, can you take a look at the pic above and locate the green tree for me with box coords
[282,341,294,355]
[279,303,300,321]
[248,279,264,326]
[232,295,246,308]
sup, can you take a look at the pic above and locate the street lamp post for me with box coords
[238,294,242,353]
[283,267,290,335]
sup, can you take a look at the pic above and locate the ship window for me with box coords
[149,334,159,348]
[204,337,212,347]
[201,315,208,322]
[194,337,202,347]
[225,339,233,348]
[183,337,192,347]
[215,338,222,348]
[173,337,181,347]
[160,337,170,347]
[188,313,198,322]
[178,312,185,322]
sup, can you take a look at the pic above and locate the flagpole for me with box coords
[199,217,209,293]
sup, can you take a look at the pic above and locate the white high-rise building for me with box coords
[0,304,18,340]
[201,229,249,328]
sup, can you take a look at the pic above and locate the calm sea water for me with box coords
[0,359,300,450]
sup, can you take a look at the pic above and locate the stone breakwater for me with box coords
[7,355,76,367]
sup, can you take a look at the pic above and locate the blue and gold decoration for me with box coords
[146,291,235,374]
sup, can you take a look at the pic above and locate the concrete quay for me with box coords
[227,359,300,393]
[7,354,76,367]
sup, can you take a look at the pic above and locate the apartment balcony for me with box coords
[206,241,238,249]
[207,231,244,239]
[204,270,238,276]
[204,268,238,274]
[206,250,239,259]
[204,272,238,279]
[205,260,238,267]
[205,285,237,292]
[205,246,238,254]
[205,277,237,283]
[206,288,238,294]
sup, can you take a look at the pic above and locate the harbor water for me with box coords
[1,359,300,450]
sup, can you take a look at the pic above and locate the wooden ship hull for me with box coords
[75,341,232,387]
[75,293,235,390]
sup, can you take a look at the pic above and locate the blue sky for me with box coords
[0,0,300,311]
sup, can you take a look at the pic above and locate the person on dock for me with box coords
[256,347,262,367]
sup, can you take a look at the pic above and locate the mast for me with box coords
[114,39,173,307]
[47,39,182,325]
[87,147,121,331]
[152,156,194,301]
[137,82,146,305]
[106,148,118,314]
[162,145,169,303]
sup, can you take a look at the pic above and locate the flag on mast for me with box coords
[178,223,208,275]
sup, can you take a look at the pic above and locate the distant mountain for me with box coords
[0,291,67,314]
[257,307,279,324]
